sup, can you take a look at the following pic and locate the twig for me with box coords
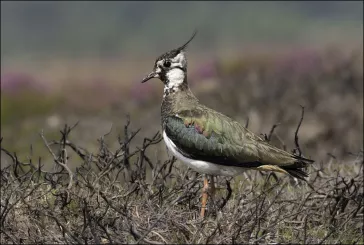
[136,176,199,244]
[219,179,232,210]
[267,123,281,142]
[245,117,250,128]
[83,199,101,244]
[40,130,73,189]
[47,213,84,244]
[130,223,164,245]
[303,214,308,245]
[318,209,355,244]
[293,105,305,157]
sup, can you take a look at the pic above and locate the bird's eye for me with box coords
[163,60,171,67]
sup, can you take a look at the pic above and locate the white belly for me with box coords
[163,131,246,176]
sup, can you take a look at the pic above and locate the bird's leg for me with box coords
[200,175,209,218]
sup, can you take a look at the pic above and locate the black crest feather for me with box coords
[157,30,198,61]
[176,29,198,52]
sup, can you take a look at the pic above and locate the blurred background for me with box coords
[1,1,363,169]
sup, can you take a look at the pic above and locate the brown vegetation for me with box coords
[1,118,363,244]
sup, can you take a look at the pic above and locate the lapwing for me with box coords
[141,31,314,218]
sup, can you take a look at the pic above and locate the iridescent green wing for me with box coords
[164,107,265,167]
[164,107,313,179]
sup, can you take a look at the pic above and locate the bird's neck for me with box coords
[163,68,188,97]
[161,73,199,126]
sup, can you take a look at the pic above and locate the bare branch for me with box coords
[40,130,74,189]
[293,105,305,157]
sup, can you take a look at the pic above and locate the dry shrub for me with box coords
[1,116,363,244]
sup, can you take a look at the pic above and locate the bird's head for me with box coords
[141,31,197,95]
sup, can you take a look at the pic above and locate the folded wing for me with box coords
[164,108,314,179]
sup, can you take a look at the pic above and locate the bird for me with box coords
[141,31,314,218]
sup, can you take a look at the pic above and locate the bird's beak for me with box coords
[141,71,159,83]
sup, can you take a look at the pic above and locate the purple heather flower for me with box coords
[1,72,48,95]
[274,49,322,76]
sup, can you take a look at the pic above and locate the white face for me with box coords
[163,68,185,96]
[157,52,187,96]
[166,68,185,87]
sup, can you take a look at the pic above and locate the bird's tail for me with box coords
[255,155,314,181]
[281,155,314,180]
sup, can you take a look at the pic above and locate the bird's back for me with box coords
[163,91,313,179]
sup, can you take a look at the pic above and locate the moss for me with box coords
[309,227,326,239]
[40,189,57,209]
[66,199,79,212]
[280,226,295,242]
